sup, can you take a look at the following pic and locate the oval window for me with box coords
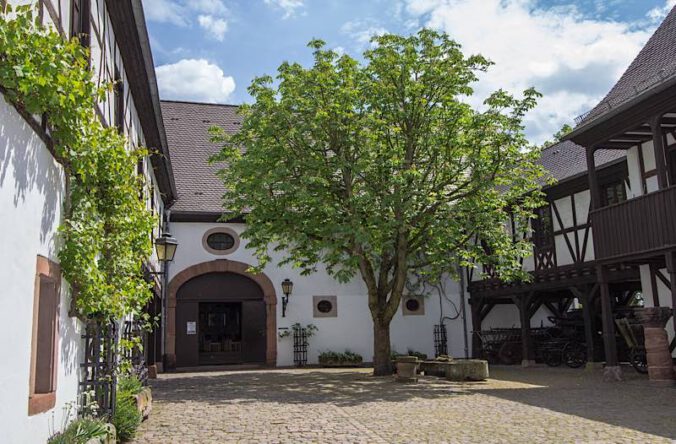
[405,298,420,312]
[206,232,235,251]
[317,300,333,313]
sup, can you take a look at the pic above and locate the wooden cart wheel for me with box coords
[543,350,562,367]
[563,342,586,368]
[498,341,522,365]
[630,349,648,374]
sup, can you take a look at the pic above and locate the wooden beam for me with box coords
[649,263,661,307]
[655,268,671,291]
[527,295,542,320]
[651,115,668,189]
[479,303,495,322]
[470,300,483,359]
[574,284,599,363]
[518,292,535,364]
[586,147,602,210]
[665,253,676,330]
[598,267,619,367]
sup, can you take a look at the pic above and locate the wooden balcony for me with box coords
[591,185,676,263]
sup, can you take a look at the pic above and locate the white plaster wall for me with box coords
[0,95,83,443]
[482,305,519,329]
[168,222,472,365]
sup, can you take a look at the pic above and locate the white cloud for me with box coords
[341,19,389,47]
[190,0,228,15]
[648,0,676,22]
[142,0,229,27]
[198,15,228,41]
[156,59,236,103]
[404,0,655,144]
[264,0,305,19]
[142,0,189,26]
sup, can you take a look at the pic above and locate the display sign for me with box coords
[186,321,197,335]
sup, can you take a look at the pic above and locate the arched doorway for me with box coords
[166,260,276,368]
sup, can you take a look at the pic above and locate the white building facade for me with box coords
[0,1,175,442]
[160,101,471,369]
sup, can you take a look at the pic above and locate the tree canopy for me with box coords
[211,29,547,374]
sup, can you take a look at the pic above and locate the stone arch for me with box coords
[166,259,277,368]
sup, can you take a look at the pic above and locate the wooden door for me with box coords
[241,300,266,363]
[175,300,199,367]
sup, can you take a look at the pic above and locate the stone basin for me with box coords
[445,360,489,382]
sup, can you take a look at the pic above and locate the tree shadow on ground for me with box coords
[150,369,475,408]
[478,365,675,440]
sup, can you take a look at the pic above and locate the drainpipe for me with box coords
[160,210,171,368]
[458,265,469,359]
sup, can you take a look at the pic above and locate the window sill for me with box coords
[28,392,56,416]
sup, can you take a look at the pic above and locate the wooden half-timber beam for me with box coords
[650,115,669,190]
[664,252,676,342]
[514,292,536,366]
[598,266,621,380]
[571,284,599,365]
[468,298,483,359]
[586,147,602,210]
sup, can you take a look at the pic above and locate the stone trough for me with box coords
[421,359,489,381]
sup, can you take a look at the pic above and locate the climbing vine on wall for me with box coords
[0,5,155,320]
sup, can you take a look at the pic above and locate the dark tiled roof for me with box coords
[577,6,676,126]
[539,141,625,185]
[161,100,241,215]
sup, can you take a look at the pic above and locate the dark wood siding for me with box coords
[591,185,676,261]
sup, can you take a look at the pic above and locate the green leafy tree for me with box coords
[212,30,546,375]
[540,123,573,149]
[0,5,155,321]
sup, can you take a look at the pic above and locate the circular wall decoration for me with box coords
[402,296,424,316]
[313,295,337,318]
[317,300,333,313]
[202,227,239,255]
[405,298,420,312]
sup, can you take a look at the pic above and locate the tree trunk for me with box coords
[372,318,392,376]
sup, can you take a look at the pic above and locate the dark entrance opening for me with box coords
[198,302,242,365]
[175,272,267,368]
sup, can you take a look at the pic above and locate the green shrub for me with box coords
[117,374,143,396]
[318,350,363,365]
[48,418,110,444]
[407,349,428,360]
[112,393,142,442]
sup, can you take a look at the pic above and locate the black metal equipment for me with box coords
[434,324,448,357]
[293,326,308,367]
[80,320,118,419]
[122,319,148,385]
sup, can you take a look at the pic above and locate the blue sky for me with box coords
[143,0,676,143]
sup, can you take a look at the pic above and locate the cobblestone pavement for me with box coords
[132,365,675,443]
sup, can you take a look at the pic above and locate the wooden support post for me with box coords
[665,252,676,342]
[517,292,535,367]
[573,284,600,368]
[651,116,668,190]
[586,147,601,209]
[470,299,483,359]
[598,266,622,381]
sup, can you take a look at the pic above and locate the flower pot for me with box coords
[395,356,420,382]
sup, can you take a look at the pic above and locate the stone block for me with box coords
[445,360,489,381]
[135,387,153,420]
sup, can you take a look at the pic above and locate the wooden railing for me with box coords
[591,186,676,262]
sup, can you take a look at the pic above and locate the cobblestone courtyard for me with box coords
[132,366,675,443]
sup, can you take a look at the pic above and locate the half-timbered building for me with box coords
[0,1,174,442]
[469,7,676,378]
